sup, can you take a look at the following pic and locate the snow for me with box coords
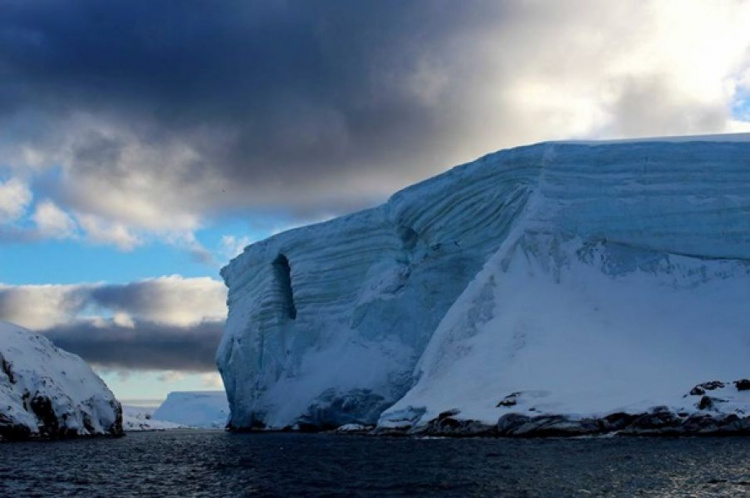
[557,131,750,145]
[152,391,229,429]
[335,423,370,433]
[122,405,184,432]
[0,321,122,439]
[219,135,750,431]
[380,233,750,427]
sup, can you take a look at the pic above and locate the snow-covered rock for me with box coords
[122,405,184,432]
[152,391,229,428]
[0,321,122,440]
[219,134,750,434]
[335,423,372,434]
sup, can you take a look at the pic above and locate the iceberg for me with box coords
[0,321,122,440]
[218,135,750,435]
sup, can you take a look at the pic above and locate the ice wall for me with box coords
[219,137,750,430]
[219,146,540,429]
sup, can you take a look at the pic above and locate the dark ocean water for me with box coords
[2,431,750,497]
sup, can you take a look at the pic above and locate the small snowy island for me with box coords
[218,134,750,437]
[0,321,123,440]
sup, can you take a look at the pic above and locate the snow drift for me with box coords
[219,135,750,434]
[0,321,122,440]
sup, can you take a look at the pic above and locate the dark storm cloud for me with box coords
[42,319,224,372]
[2,1,746,235]
[0,276,227,371]
[0,0,510,216]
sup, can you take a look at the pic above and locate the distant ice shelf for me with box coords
[152,391,229,429]
[218,135,750,435]
[122,405,184,432]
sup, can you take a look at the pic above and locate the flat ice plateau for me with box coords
[0,321,123,439]
[152,391,230,429]
[219,135,750,436]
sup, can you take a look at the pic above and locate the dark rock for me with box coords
[30,395,62,438]
[496,392,521,407]
[497,414,602,437]
[621,408,682,434]
[437,417,461,430]
[109,401,124,437]
[697,396,726,411]
[690,381,725,396]
[601,412,638,432]
[650,405,672,413]
[437,409,460,420]
[297,388,392,430]
[698,396,714,410]
[680,413,718,433]
[0,412,33,441]
[420,413,495,436]
[520,416,601,437]
[372,427,411,437]
[735,379,750,391]
[0,355,15,384]
[497,413,532,435]
[710,414,745,435]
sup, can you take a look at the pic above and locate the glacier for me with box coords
[218,135,750,435]
[0,321,123,440]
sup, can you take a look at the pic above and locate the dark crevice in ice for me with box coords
[273,254,297,320]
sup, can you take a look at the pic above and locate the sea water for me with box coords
[2,431,750,496]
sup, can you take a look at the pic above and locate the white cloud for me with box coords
[112,312,135,328]
[0,177,32,223]
[219,235,252,260]
[77,213,142,251]
[32,200,77,239]
[101,275,227,327]
[200,372,224,388]
[164,231,215,265]
[0,283,91,330]
[157,371,187,383]
[0,275,227,331]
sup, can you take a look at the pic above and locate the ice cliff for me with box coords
[219,135,750,434]
[0,321,123,440]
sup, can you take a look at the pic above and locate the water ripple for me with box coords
[2,432,750,497]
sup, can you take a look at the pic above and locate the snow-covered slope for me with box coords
[219,136,750,433]
[152,391,229,428]
[0,321,122,440]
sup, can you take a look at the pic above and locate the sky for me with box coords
[1,0,750,402]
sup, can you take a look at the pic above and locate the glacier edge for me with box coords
[219,138,750,433]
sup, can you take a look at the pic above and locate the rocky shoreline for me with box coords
[328,380,750,438]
